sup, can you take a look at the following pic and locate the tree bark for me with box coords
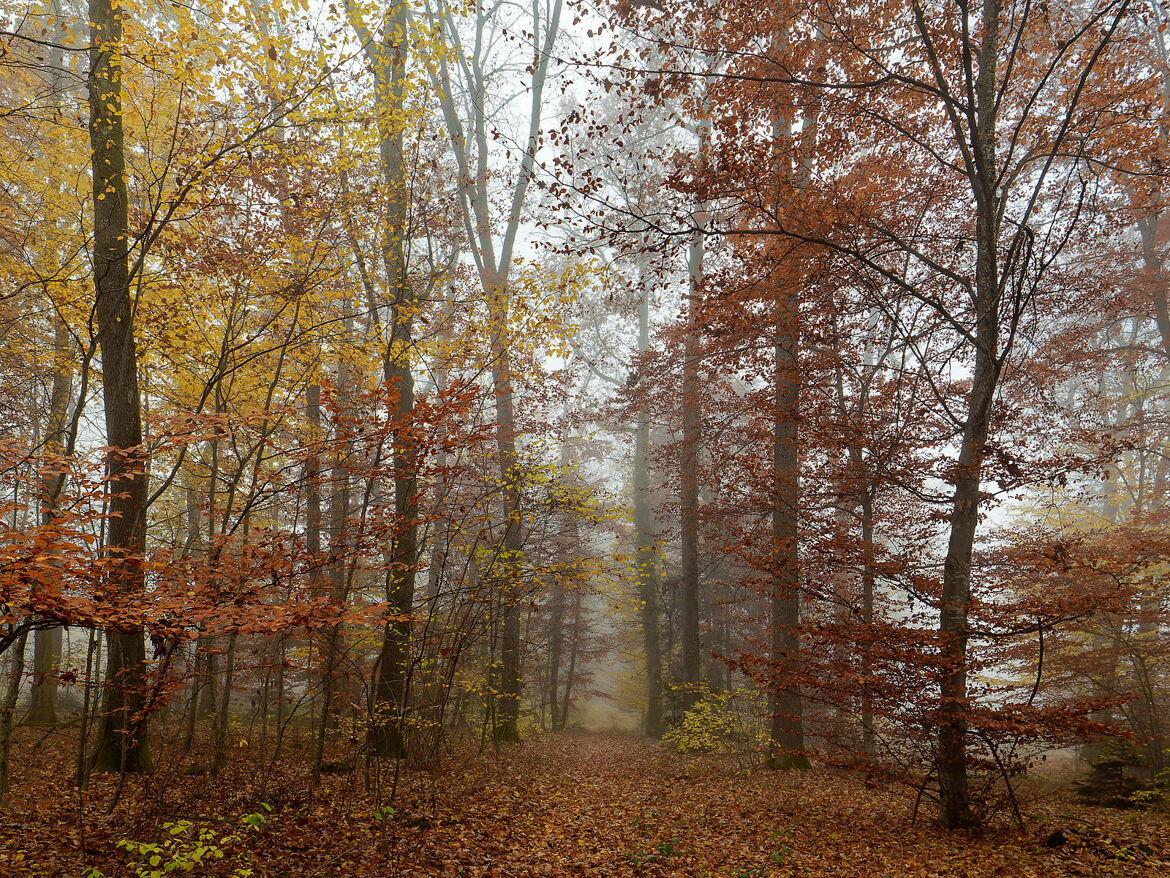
[767,279,808,770]
[493,335,524,742]
[0,630,30,802]
[935,0,1001,828]
[547,577,565,731]
[679,167,705,709]
[88,0,151,774]
[362,0,417,758]
[634,279,665,736]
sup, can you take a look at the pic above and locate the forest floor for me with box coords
[3,729,1169,877]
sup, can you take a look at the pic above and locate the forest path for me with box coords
[353,731,1161,877]
[9,730,1169,877]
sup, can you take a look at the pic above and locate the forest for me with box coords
[1,0,1170,874]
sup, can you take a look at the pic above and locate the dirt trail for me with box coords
[6,731,1169,877]
[320,732,1168,877]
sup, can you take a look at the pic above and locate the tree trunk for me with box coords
[0,630,30,802]
[494,342,524,742]
[211,633,237,776]
[634,277,665,737]
[25,629,61,726]
[27,311,72,727]
[88,0,151,774]
[559,586,584,731]
[767,280,808,770]
[547,578,565,731]
[860,490,876,756]
[679,180,704,709]
[935,0,1001,827]
[313,333,353,780]
[367,0,416,758]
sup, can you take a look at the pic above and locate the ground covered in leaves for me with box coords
[3,730,1169,876]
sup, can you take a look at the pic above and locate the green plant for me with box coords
[623,844,648,866]
[84,805,269,878]
[117,821,237,877]
[239,803,272,830]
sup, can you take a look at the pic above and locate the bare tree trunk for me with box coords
[547,577,565,732]
[559,586,584,731]
[860,490,876,756]
[494,337,524,742]
[0,630,30,802]
[679,173,705,709]
[88,0,151,774]
[634,276,665,737]
[935,0,1002,827]
[211,633,237,776]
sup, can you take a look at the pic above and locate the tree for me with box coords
[424,0,565,741]
[87,0,152,774]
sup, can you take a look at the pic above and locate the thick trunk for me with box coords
[26,629,61,726]
[860,491,876,756]
[936,0,1001,827]
[369,0,416,758]
[767,283,807,770]
[89,0,151,774]
[494,346,524,742]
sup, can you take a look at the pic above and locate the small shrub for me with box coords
[84,805,270,878]
[663,694,734,754]
[662,687,767,757]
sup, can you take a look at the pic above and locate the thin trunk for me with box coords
[0,630,30,802]
[314,333,353,780]
[27,313,72,727]
[679,169,704,709]
[547,579,565,731]
[27,0,74,731]
[211,633,236,776]
[196,648,218,722]
[559,586,584,730]
[634,277,665,736]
